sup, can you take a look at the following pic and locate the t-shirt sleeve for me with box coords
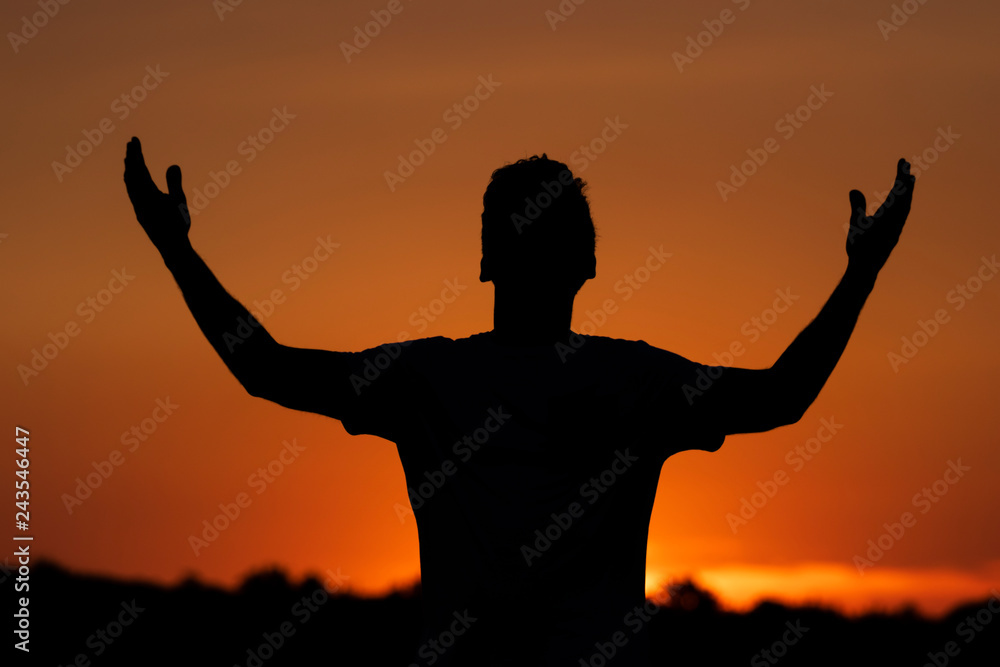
[328,339,426,442]
[630,340,727,459]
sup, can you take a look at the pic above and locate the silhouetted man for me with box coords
[124,139,914,666]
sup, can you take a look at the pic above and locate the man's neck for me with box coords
[491,285,575,346]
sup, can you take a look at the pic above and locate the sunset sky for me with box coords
[3,0,999,618]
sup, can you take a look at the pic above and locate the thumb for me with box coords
[166,165,186,205]
[848,189,866,223]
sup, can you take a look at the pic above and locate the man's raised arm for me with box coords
[691,158,916,436]
[123,137,351,417]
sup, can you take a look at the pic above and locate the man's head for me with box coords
[480,155,596,295]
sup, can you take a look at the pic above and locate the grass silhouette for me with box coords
[24,560,999,666]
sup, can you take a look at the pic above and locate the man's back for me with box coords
[335,332,726,665]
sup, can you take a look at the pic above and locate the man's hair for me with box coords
[481,154,596,290]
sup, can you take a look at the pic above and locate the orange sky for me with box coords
[3,0,999,618]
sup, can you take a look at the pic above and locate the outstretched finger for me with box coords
[848,189,867,226]
[892,158,915,194]
[896,157,911,179]
[166,164,191,226]
[124,137,156,194]
[124,137,146,172]
[889,158,915,222]
[166,165,186,205]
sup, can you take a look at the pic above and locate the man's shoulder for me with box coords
[374,333,485,362]
[384,332,693,367]
[568,333,685,358]
[577,334,652,349]
[398,332,486,350]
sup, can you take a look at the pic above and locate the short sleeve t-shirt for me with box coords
[332,331,725,666]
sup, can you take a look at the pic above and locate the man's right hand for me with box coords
[845,158,915,281]
[124,136,191,257]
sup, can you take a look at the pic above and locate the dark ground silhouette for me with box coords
[15,560,1000,666]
